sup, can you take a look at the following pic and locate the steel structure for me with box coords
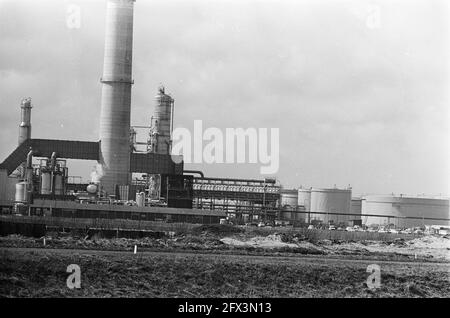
[130,152,183,175]
[192,177,280,219]
[0,139,182,178]
[0,139,98,175]
[8,199,226,224]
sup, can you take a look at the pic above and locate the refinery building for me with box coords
[0,0,448,229]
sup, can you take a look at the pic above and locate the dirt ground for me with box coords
[1,225,448,261]
[220,233,450,261]
[1,248,449,298]
[0,225,449,298]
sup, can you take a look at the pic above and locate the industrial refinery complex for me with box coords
[0,0,449,231]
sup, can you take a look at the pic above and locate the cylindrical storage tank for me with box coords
[15,182,27,203]
[40,172,52,195]
[136,192,145,207]
[362,195,450,228]
[53,174,64,195]
[310,188,351,225]
[280,189,299,221]
[298,188,311,211]
[350,198,362,226]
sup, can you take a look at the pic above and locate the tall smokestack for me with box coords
[99,0,135,195]
[19,98,32,145]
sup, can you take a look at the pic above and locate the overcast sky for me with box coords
[0,0,448,196]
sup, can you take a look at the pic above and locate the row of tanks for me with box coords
[14,151,69,213]
[280,187,450,228]
[37,154,67,196]
[280,186,354,225]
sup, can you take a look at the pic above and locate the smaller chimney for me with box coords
[19,98,32,145]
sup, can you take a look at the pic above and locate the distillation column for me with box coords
[99,0,135,195]
[18,98,32,145]
[148,86,174,154]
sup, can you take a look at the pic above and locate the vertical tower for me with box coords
[148,86,174,154]
[18,98,32,145]
[99,0,135,195]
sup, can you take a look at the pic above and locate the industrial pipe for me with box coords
[50,152,57,170]
[24,149,34,204]
[26,149,33,169]
[183,170,205,178]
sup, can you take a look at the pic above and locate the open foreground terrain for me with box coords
[0,248,449,297]
[0,225,449,297]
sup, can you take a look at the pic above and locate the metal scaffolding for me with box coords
[192,177,280,220]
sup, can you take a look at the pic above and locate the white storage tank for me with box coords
[280,189,300,221]
[40,172,52,195]
[362,195,450,228]
[280,189,298,208]
[351,197,362,223]
[310,187,352,225]
[15,182,28,203]
[298,188,311,211]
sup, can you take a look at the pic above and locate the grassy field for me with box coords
[0,248,448,298]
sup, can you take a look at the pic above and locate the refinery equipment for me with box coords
[0,0,183,220]
[130,173,192,208]
[148,86,174,154]
[12,151,71,213]
[36,153,68,196]
[86,183,100,196]
[192,177,280,221]
[136,191,145,207]
[0,0,278,223]
[132,173,162,200]
[147,174,161,199]
[18,98,32,145]
[15,150,33,203]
